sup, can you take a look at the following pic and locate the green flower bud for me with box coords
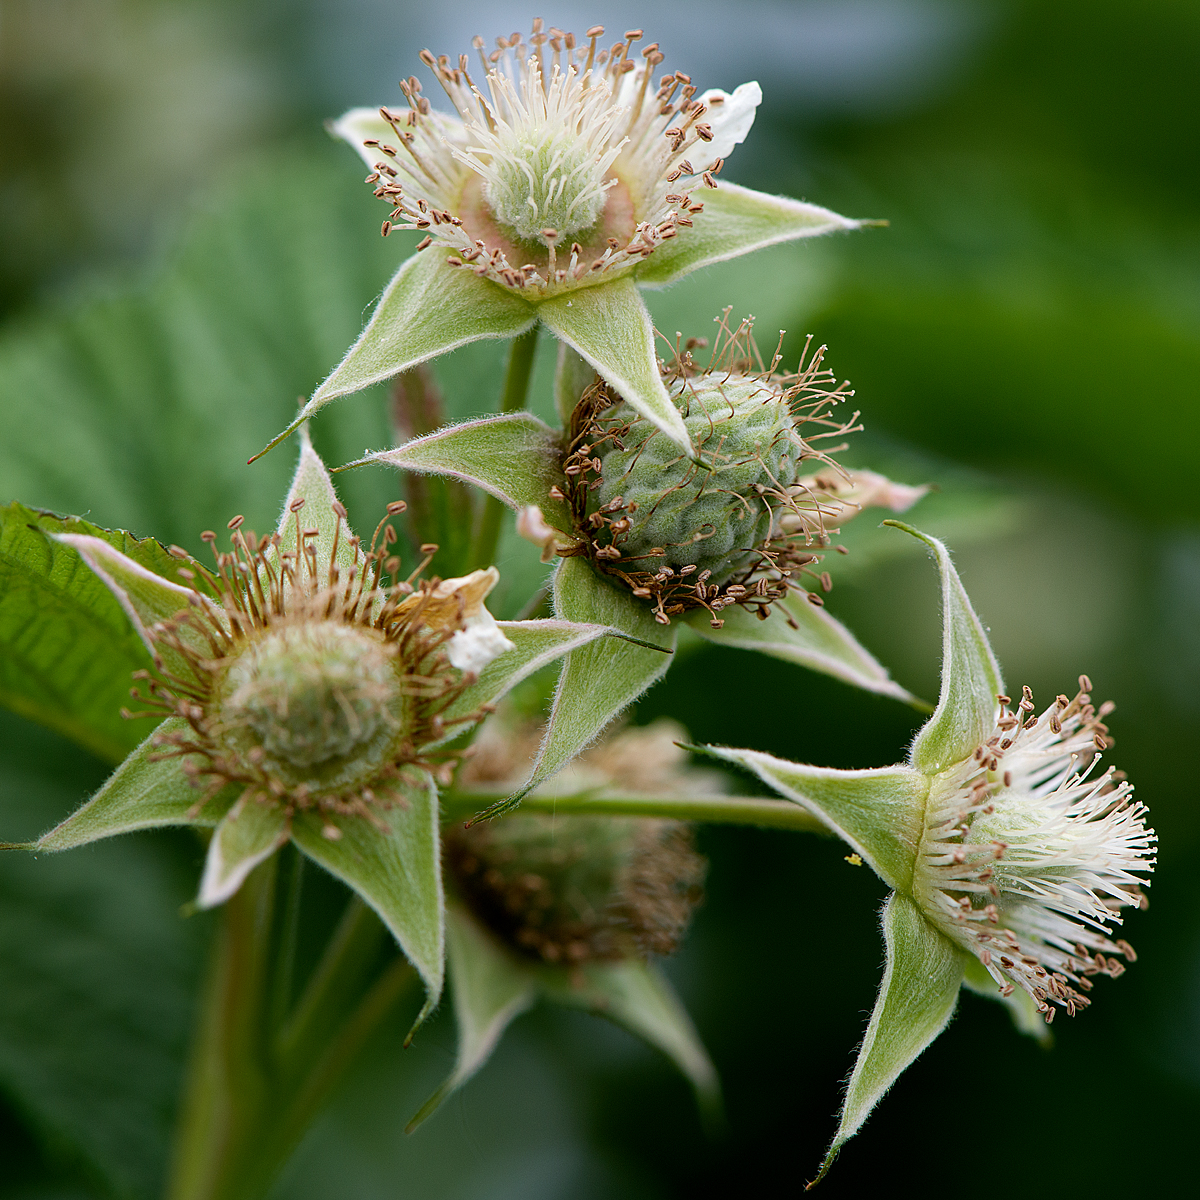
[445,815,706,965]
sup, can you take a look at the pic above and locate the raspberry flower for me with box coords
[19,434,627,1023]
[258,20,861,460]
[700,523,1156,1182]
[342,322,925,809]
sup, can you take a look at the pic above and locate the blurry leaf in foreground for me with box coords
[0,503,213,763]
[0,709,204,1199]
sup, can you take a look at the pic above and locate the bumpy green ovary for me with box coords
[592,377,803,580]
[220,622,398,771]
[485,130,607,242]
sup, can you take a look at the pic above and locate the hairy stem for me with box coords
[440,790,829,833]
[469,326,540,569]
[165,867,419,1200]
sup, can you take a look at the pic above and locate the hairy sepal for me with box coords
[274,429,360,582]
[290,769,444,1036]
[812,894,963,1186]
[196,792,290,909]
[407,905,537,1131]
[687,592,917,705]
[255,252,536,460]
[502,559,675,814]
[538,276,691,453]
[637,183,861,289]
[34,720,238,851]
[342,413,571,531]
[539,959,720,1119]
[885,523,1004,775]
[698,747,926,893]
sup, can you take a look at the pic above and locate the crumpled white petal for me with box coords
[695,81,762,172]
[448,607,515,674]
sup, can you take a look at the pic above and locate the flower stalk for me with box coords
[167,854,419,1200]
[469,325,540,569]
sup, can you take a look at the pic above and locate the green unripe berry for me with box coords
[485,128,608,243]
[591,375,803,581]
[219,621,399,785]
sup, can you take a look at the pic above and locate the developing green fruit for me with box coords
[559,330,858,625]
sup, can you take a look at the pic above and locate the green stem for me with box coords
[469,326,539,568]
[166,875,419,1200]
[439,790,829,833]
[166,859,277,1200]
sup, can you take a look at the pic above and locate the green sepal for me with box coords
[342,413,571,531]
[502,559,675,813]
[813,893,964,1186]
[407,904,537,1132]
[438,618,627,735]
[961,954,1052,1046]
[537,276,691,453]
[290,768,444,1036]
[49,534,194,662]
[254,251,536,460]
[0,503,210,762]
[33,719,238,851]
[539,958,721,1119]
[273,428,359,582]
[885,523,1005,775]
[696,747,926,893]
[686,592,919,706]
[196,791,290,909]
[554,342,596,426]
[636,182,861,289]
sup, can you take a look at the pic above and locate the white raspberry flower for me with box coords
[261,21,862,462]
[704,522,1155,1184]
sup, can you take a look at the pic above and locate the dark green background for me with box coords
[0,1,1195,1195]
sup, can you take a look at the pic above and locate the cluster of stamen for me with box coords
[556,318,861,625]
[917,678,1156,1022]
[357,20,728,292]
[444,816,706,965]
[124,500,490,833]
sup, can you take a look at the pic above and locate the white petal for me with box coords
[695,81,762,171]
[448,610,516,675]
[330,107,398,170]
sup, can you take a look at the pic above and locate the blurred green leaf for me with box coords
[0,149,402,550]
[0,504,195,764]
[0,709,206,1198]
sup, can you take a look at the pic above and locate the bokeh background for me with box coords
[1,1,1197,1195]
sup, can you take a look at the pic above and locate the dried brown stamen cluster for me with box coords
[445,815,706,965]
[126,499,492,829]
